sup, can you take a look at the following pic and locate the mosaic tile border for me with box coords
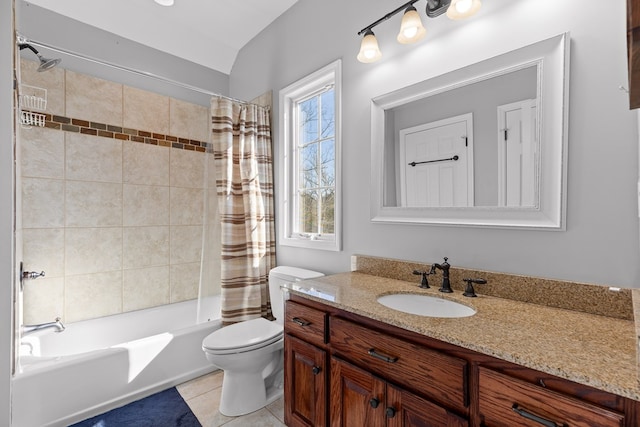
[26,110,212,153]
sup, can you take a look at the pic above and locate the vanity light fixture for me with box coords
[397,6,427,44]
[357,0,481,63]
[357,30,383,63]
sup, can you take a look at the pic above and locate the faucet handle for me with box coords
[462,278,487,297]
[412,270,431,288]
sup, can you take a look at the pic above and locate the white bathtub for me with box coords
[12,298,221,427]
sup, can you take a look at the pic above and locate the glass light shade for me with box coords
[397,6,426,44]
[446,0,481,20]
[357,31,382,63]
[154,0,174,6]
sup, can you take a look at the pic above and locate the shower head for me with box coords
[36,55,61,72]
[19,43,61,72]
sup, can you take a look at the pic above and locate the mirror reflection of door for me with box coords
[399,113,474,207]
[497,99,537,207]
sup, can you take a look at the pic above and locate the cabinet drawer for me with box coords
[285,301,327,347]
[478,367,624,427]
[330,316,468,412]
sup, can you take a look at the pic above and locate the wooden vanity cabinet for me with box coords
[477,366,625,427]
[284,301,329,427]
[284,295,640,427]
[331,357,468,427]
[628,0,640,108]
[330,316,468,414]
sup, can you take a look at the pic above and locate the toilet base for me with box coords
[219,367,284,416]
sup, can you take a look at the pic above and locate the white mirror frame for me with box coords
[371,33,570,229]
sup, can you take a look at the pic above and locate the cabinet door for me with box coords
[331,357,386,427]
[285,334,327,427]
[387,384,468,427]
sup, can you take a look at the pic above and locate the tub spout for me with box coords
[22,317,65,335]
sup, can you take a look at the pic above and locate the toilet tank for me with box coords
[268,266,324,323]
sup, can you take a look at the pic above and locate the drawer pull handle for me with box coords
[312,366,321,375]
[367,348,399,363]
[369,398,380,409]
[512,404,565,427]
[292,317,311,326]
[386,407,396,418]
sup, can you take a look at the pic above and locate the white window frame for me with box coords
[279,59,342,251]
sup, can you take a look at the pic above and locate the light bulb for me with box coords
[446,0,481,20]
[455,0,473,13]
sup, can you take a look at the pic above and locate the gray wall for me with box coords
[230,0,640,287]
[17,2,229,106]
[1,1,14,424]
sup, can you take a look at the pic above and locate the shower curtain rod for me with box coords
[18,34,252,106]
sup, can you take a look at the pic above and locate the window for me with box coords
[279,60,341,251]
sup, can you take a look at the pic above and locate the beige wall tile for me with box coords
[123,141,169,186]
[65,271,123,322]
[123,226,170,269]
[170,262,200,303]
[66,70,123,125]
[171,148,205,188]
[170,187,204,225]
[66,133,122,183]
[22,228,65,278]
[65,228,122,276]
[123,86,170,135]
[22,178,64,228]
[66,181,123,227]
[170,98,209,141]
[123,266,170,311]
[20,126,65,179]
[123,184,170,226]
[19,58,65,116]
[20,64,216,320]
[250,90,273,108]
[22,277,64,325]
[170,225,202,264]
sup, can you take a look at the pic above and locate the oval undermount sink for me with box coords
[377,294,476,318]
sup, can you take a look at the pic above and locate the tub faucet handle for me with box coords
[23,270,45,280]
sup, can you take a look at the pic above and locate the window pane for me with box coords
[300,143,318,189]
[321,90,335,138]
[299,190,318,234]
[299,98,318,143]
[320,139,335,187]
[321,189,335,234]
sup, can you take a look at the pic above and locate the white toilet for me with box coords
[202,266,324,416]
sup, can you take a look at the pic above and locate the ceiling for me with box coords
[25,0,299,75]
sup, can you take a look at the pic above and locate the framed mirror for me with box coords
[370,33,570,229]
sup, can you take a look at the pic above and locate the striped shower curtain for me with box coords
[210,97,275,325]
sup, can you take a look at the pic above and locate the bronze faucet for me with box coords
[430,257,452,293]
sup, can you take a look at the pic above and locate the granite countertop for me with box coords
[283,271,640,401]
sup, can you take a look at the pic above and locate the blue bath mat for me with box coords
[70,387,201,427]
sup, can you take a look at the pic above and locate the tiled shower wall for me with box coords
[19,58,211,324]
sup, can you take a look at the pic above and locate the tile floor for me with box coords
[176,370,286,427]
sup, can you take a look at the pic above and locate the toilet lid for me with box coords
[202,317,283,354]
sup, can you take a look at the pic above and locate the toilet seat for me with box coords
[203,317,283,355]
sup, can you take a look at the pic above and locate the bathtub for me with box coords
[12,298,221,427]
